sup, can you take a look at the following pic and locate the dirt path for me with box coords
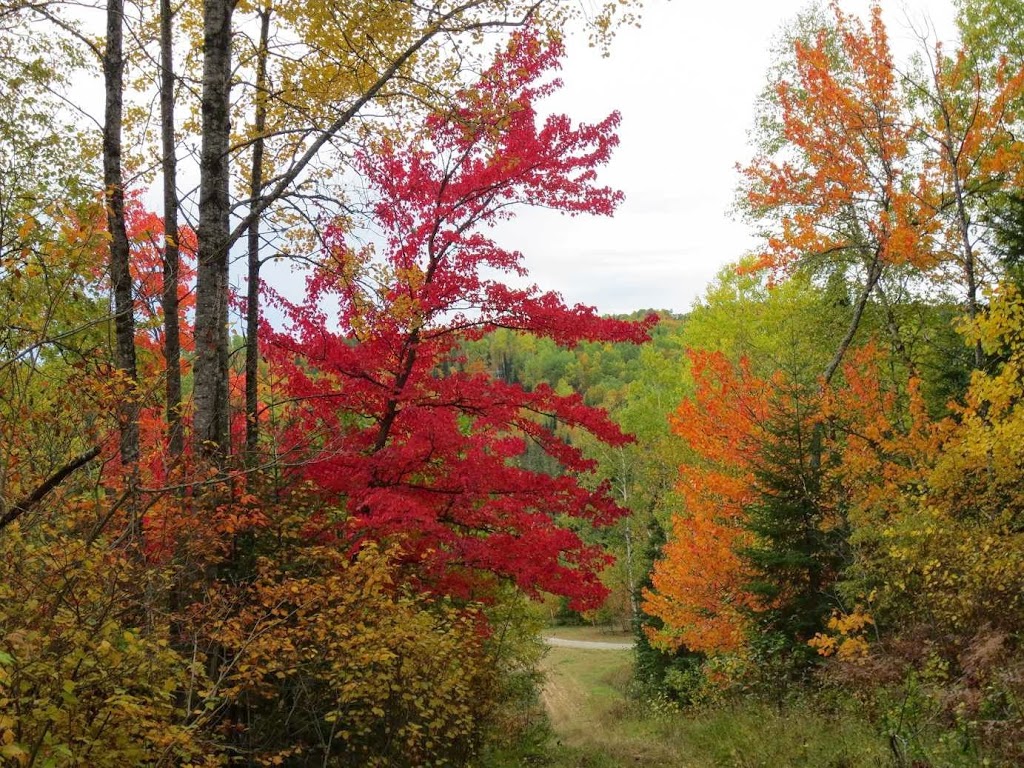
[540,646,616,740]
[544,637,634,650]
[539,644,685,766]
[539,652,589,737]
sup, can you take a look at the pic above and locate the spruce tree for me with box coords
[741,379,849,676]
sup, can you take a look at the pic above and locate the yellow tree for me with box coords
[873,285,1024,633]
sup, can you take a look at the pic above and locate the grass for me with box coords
[484,631,1005,767]
[540,646,633,739]
[539,644,682,766]
[532,644,892,768]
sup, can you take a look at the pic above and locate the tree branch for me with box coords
[0,446,101,532]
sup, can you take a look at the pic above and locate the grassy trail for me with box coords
[540,629,687,766]
[536,627,891,768]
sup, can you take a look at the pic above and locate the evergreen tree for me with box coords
[741,380,850,677]
[633,513,706,702]
[989,191,1024,290]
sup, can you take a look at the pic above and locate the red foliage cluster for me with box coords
[261,31,654,609]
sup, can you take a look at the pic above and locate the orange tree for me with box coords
[643,351,768,657]
[739,2,934,383]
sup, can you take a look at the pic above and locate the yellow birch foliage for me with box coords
[0,522,217,767]
[836,286,1024,638]
[210,543,496,767]
[808,606,874,661]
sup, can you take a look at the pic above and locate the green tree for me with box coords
[741,378,849,679]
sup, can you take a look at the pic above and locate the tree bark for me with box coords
[875,282,916,376]
[812,249,885,475]
[933,67,985,371]
[103,0,138,465]
[192,0,533,457]
[194,0,234,457]
[822,251,884,385]
[0,447,101,532]
[160,0,183,457]
[949,150,985,370]
[614,448,640,625]
[245,4,271,460]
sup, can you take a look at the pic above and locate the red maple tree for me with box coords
[262,30,655,609]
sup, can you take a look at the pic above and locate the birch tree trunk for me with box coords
[103,0,138,465]
[160,0,183,457]
[194,0,234,457]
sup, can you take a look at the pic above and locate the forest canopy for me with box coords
[2,0,1024,765]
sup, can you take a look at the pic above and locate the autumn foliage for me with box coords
[643,351,767,654]
[0,28,653,766]
[262,31,653,610]
[740,2,931,279]
[642,3,1024,757]
[8,0,1024,764]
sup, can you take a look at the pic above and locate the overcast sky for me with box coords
[67,0,959,317]
[495,0,959,315]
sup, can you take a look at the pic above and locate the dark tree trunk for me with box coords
[160,0,183,457]
[104,0,138,466]
[822,251,884,385]
[245,5,271,460]
[0,447,101,532]
[194,0,234,458]
[192,0,517,458]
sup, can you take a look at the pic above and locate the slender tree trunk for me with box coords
[0,447,101,532]
[949,156,985,370]
[623,518,639,625]
[812,250,885,474]
[104,0,138,466]
[822,251,884,385]
[193,0,525,458]
[160,0,183,457]
[875,283,916,376]
[615,449,640,625]
[194,0,234,458]
[245,5,271,459]
[935,76,985,371]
